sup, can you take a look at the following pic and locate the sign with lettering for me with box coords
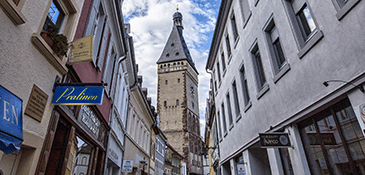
[0,85,23,153]
[24,85,48,122]
[237,164,245,175]
[122,160,133,172]
[52,86,103,105]
[307,133,336,145]
[259,133,291,148]
[69,35,93,65]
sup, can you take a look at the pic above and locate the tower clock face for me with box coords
[190,84,195,98]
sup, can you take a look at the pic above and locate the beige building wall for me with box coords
[0,0,83,174]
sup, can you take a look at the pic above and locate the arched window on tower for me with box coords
[164,101,167,107]
[176,99,179,105]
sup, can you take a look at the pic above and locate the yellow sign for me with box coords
[69,35,93,65]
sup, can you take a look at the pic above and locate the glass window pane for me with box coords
[72,136,93,174]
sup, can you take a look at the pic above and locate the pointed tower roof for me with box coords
[157,12,197,72]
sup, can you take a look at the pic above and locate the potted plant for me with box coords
[41,24,69,57]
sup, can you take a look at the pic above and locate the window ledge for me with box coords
[0,0,26,25]
[219,81,222,88]
[242,12,252,29]
[228,55,233,65]
[336,0,360,20]
[273,63,291,83]
[256,83,270,100]
[223,69,227,77]
[31,33,68,75]
[244,101,252,113]
[229,124,234,131]
[234,36,240,49]
[235,113,242,123]
[224,132,228,137]
[298,30,324,58]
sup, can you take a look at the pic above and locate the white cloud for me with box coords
[122,0,219,137]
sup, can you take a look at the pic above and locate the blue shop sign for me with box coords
[52,86,104,105]
[0,85,23,154]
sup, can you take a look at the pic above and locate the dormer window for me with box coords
[171,43,174,47]
[175,52,179,56]
[166,53,170,57]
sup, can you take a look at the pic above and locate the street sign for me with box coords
[259,133,291,148]
[122,160,133,172]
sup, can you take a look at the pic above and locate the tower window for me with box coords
[166,53,170,57]
[165,80,168,84]
[164,101,167,107]
[171,43,174,47]
[175,52,179,56]
[192,102,195,109]
[178,78,180,83]
[176,99,179,105]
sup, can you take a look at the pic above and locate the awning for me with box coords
[0,131,22,154]
[0,85,23,154]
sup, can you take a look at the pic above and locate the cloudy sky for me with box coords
[122,0,220,137]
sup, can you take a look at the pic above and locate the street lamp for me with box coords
[140,160,147,175]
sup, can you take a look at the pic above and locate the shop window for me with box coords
[279,148,294,175]
[234,154,245,175]
[299,98,365,174]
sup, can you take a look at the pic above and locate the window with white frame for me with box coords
[283,0,323,57]
[250,44,266,90]
[221,51,226,72]
[217,62,222,83]
[239,0,252,27]
[221,103,227,135]
[263,17,290,83]
[225,35,232,59]
[226,93,233,128]
[330,0,360,20]
[217,112,223,141]
[232,81,240,119]
[230,11,239,41]
[239,65,250,107]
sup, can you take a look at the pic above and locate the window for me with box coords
[230,12,239,41]
[225,35,232,58]
[232,81,241,119]
[239,0,252,27]
[192,102,195,109]
[217,62,222,83]
[164,101,167,107]
[221,103,227,135]
[251,44,266,89]
[263,17,290,82]
[216,113,223,141]
[102,43,116,97]
[331,0,360,20]
[226,93,233,129]
[44,1,65,30]
[165,80,168,84]
[0,0,27,25]
[299,98,365,175]
[240,65,250,107]
[178,78,180,83]
[221,52,226,72]
[176,99,179,105]
[283,0,323,58]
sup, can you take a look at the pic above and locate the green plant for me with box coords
[45,24,69,56]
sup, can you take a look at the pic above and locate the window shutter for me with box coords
[84,0,100,37]
[110,55,119,99]
[97,18,110,69]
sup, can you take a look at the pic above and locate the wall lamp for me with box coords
[323,80,364,93]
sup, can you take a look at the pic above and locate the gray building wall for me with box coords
[207,0,365,174]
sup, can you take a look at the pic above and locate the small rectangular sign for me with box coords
[52,86,103,105]
[259,133,291,148]
[69,35,93,65]
[122,160,133,172]
[24,84,48,122]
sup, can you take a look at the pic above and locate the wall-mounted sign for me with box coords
[0,85,23,154]
[52,86,103,105]
[259,133,291,148]
[237,164,246,175]
[69,35,93,65]
[122,160,133,172]
[24,85,48,122]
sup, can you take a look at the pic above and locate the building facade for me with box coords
[156,11,204,175]
[124,74,156,175]
[0,0,84,174]
[206,0,365,174]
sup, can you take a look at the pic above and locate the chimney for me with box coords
[142,88,148,97]
[137,75,143,86]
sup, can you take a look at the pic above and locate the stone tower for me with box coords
[156,11,203,175]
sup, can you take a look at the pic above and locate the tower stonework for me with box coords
[156,12,203,175]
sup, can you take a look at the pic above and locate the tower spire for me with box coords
[173,6,183,28]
